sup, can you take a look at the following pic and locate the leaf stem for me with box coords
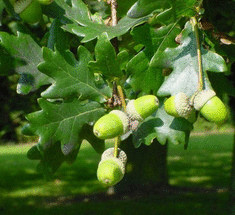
[109,0,122,158]
[191,17,203,91]
[114,85,126,158]
[114,136,120,158]
[117,85,126,111]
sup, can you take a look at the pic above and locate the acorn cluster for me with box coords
[10,0,54,24]
[164,90,227,124]
[94,95,159,186]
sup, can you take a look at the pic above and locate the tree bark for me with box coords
[115,136,168,194]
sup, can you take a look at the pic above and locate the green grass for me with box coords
[168,133,234,188]
[0,133,234,215]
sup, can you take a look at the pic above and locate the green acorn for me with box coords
[97,158,125,186]
[93,110,129,139]
[126,95,159,121]
[37,0,54,5]
[13,0,42,24]
[164,92,193,119]
[193,90,227,123]
[97,147,127,186]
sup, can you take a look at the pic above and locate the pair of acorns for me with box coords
[164,90,227,123]
[93,95,160,140]
[10,0,53,24]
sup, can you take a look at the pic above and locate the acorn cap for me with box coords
[175,93,193,118]
[97,158,125,186]
[193,90,216,110]
[14,0,32,14]
[101,147,127,166]
[126,95,159,121]
[126,100,143,121]
[164,93,193,119]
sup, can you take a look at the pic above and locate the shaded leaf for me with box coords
[80,124,105,154]
[27,144,42,160]
[0,45,15,75]
[126,23,180,94]
[0,32,52,94]
[30,141,80,177]
[26,98,106,151]
[47,18,70,51]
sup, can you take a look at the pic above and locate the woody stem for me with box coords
[190,17,204,105]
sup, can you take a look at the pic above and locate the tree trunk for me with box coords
[115,136,168,194]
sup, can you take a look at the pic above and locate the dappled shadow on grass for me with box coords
[0,188,230,215]
[167,133,234,188]
[0,134,233,215]
[0,145,106,198]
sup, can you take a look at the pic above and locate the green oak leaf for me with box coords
[127,0,168,18]
[132,100,193,147]
[0,1,5,26]
[26,119,105,176]
[80,124,105,154]
[26,98,106,154]
[38,45,111,102]
[89,33,123,79]
[126,23,180,94]
[151,21,227,97]
[47,18,70,51]
[56,0,150,42]
[28,141,80,176]
[0,45,15,75]
[0,32,52,94]
[127,0,197,20]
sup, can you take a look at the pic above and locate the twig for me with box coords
[191,17,204,91]
[114,136,120,158]
[189,17,204,106]
[107,0,122,157]
[117,85,126,111]
[110,0,118,26]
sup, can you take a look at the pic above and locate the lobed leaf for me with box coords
[56,0,150,42]
[0,32,52,94]
[126,23,180,94]
[151,21,227,97]
[26,98,106,153]
[89,33,123,79]
[38,46,111,102]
